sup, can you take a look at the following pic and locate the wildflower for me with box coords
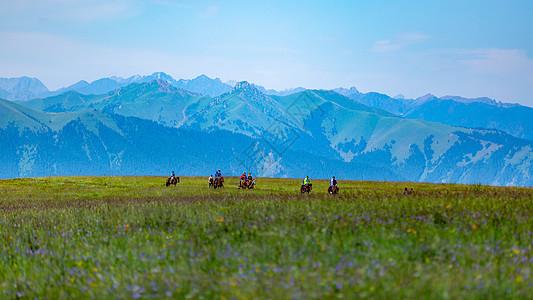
[472,224,478,230]
[516,276,523,283]
[513,249,520,255]
[445,205,451,209]
[407,229,412,233]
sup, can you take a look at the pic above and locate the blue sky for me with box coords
[1,0,532,106]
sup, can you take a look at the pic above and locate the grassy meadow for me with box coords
[0,176,532,298]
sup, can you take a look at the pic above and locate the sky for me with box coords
[1,0,533,106]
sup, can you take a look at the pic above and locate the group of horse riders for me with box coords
[169,171,339,193]
[239,172,255,189]
[208,170,224,188]
[207,171,254,189]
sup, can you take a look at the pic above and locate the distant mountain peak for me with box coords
[196,74,210,79]
[233,81,258,92]
[332,87,360,97]
[151,72,174,81]
[348,86,359,93]
[226,81,267,101]
[416,93,437,103]
[230,81,264,95]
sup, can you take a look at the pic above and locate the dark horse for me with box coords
[239,179,255,190]
[328,186,339,194]
[166,176,180,187]
[300,183,312,193]
[213,176,224,189]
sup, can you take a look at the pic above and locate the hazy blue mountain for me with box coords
[173,74,232,97]
[0,97,400,180]
[48,72,176,97]
[8,81,533,186]
[335,88,415,116]
[337,88,533,141]
[52,78,122,96]
[254,84,306,96]
[268,91,533,186]
[332,87,360,98]
[24,80,203,128]
[46,73,231,98]
[0,76,49,101]
[403,98,533,140]
[183,81,303,137]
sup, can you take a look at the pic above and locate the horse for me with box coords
[300,183,312,193]
[328,185,339,194]
[166,176,179,187]
[239,179,255,190]
[213,176,224,189]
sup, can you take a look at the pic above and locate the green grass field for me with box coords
[0,176,532,298]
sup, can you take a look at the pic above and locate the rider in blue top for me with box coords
[330,176,337,187]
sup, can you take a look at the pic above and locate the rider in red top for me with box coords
[240,172,246,187]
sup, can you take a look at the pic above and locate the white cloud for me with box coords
[372,31,432,52]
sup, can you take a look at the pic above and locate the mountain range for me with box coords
[4,72,532,142]
[1,72,308,102]
[335,88,533,141]
[2,78,532,186]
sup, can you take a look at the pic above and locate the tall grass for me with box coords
[0,176,531,298]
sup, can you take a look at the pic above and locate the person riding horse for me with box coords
[166,171,179,186]
[328,176,339,194]
[213,170,224,188]
[301,176,312,193]
[239,172,246,188]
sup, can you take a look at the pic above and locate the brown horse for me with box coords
[166,176,179,187]
[300,183,312,193]
[213,176,224,189]
[239,179,255,189]
[328,185,339,194]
